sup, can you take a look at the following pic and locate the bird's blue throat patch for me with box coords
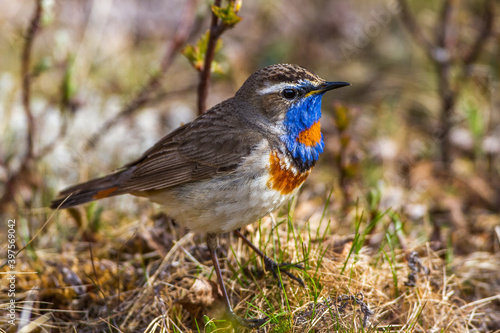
[280,93,325,171]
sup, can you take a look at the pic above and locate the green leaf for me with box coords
[182,31,207,70]
[211,3,242,27]
[182,44,203,71]
[182,31,223,71]
[211,62,224,75]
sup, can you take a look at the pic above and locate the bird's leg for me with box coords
[234,229,305,288]
[206,233,266,329]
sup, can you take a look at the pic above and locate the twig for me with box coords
[462,0,494,67]
[84,0,198,151]
[196,0,242,114]
[397,0,435,61]
[21,0,43,161]
[0,0,43,211]
[197,0,224,115]
[435,0,453,54]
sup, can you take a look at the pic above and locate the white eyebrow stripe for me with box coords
[257,79,313,95]
[257,82,292,95]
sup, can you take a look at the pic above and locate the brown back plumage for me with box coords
[50,98,265,209]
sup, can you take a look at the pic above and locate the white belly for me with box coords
[147,143,300,234]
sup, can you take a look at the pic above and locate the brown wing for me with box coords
[120,100,264,192]
[51,99,264,209]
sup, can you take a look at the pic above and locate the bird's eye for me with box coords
[282,88,298,100]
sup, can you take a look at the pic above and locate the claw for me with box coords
[225,310,267,329]
[233,230,306,289]
[263,255,305,288]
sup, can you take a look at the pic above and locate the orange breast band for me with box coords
[297,121,321,146]
[267,152,310,195]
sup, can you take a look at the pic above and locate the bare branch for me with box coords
[84,0,198,151]
[435,0,453,50]
[197,0,224,115]
[21,0,43,161]
[397,0,435,61]
[463,0,495,66]
[0,0,44,211]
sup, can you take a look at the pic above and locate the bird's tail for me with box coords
[50,168,134,209]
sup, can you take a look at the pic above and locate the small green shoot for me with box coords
[203,315,218,333]
[182,31,223,72]
[211,2,242,26]
[382,234,399,298]
[341,207,363,275]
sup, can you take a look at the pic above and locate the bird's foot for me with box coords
[225,310,267,329]
[263,255,305,288]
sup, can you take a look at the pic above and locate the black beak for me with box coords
[319,81,351,92]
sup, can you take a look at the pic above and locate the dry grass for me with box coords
[2,209,499,332]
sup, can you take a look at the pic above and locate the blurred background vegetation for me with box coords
[0,0,499,332]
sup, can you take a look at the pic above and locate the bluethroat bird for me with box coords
[51,63,349,327]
